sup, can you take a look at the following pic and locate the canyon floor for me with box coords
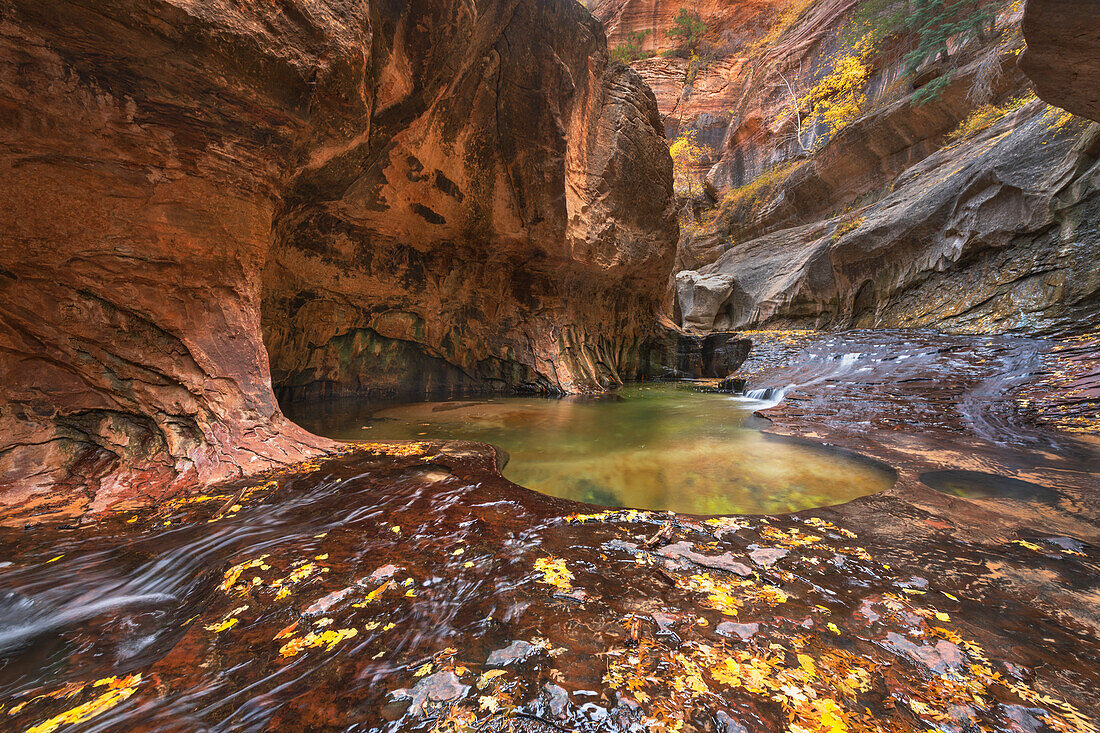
[1,330,1096,733]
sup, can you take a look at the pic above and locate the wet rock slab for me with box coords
[0,332,1098,732]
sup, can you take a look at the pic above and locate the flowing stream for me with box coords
[1,331,1095,732]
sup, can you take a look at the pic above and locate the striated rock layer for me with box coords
[593,0,1100,335]
[677,101,1100,333]
[262,0,678,403]
[0,0,676,516]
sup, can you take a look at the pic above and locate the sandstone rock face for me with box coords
[262,0,677,402]
[677,102,1100,332]
[593,0,1100,335]
[0,0,676,515]
[1021,0,1100,122]
[592,0,862,186]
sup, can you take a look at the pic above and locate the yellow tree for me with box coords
[669,130,707,199]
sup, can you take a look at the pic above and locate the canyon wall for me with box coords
[1021,0,1100,123]
[0,0,676,516]
[594,0,1100,334]
[262,0,678,403]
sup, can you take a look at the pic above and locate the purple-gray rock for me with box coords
[656,541,752,576]
[749,547,789,567]
[486,640,539,667]
[392,670,469,713]
[716,622,759,641]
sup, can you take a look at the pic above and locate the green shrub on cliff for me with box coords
[848,0,1008,104]
[666,9,708,57]
[611,31,649,64]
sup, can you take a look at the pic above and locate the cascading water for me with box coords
[732,351,871,410]
[730,386,790,409]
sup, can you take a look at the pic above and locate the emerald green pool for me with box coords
[288,384,895,515]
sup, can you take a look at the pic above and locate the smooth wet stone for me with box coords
[558,588,590,603]
[899,576,928,588]
[1004,705,1046,733]
[603,539,641,555]
[883,632,964,674]
[486,640,538,666]
[366,564,402,583]
[749,547,788,567]
[393,671,469,713]
[304,587,354,616]
[717,711,749,733]
[656,541,752,576]
[716,621,759,641]
[542,683,569,717]
[651,612,681,634]
[858,600,881,623]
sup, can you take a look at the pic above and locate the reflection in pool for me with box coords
[920,470,1059,503]
[287,384,896,515]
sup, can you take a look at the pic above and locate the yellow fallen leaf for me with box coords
[414,662,434,677]
[797,654,817,678]
[478,670,507,689]
[391,526,401,534]
[363,580,391,604]
[934,612,950,622]
[46,556,62,563]
[278,628,357,657]
[274,621,298,640]
[204,618,239,633]
[220,556,270,593]
[534,556,574,592]
[25,675,141,733]
[814,698,849,733]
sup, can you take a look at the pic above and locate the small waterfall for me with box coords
[731,350,872,410]
[743,387,783,401]
[731,385,789,409]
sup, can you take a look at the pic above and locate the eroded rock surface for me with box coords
[593,0,1100,335]
[262,0,677,403]
[677,102,1100,332]
[1021,0,1100,122]
[0,0,676,514]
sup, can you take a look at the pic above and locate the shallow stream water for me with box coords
[1,331,1096,733]
[286,384,896,515]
